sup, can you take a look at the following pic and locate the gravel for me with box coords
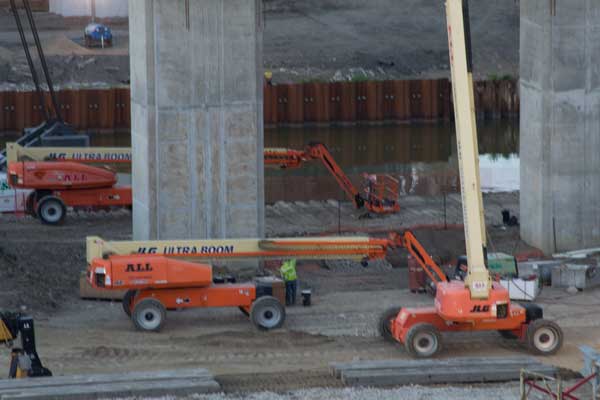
[111,384,521,400]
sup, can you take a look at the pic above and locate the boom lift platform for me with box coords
[1,311,51,379]
[264,142,400,214]
[86,235,389,332]
[6,143,132,225]
[376,0,563,358]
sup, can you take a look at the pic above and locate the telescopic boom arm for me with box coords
[445,0,490,299]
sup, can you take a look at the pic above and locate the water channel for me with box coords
[0,119,519,203]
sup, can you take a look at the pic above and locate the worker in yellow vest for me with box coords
[280,259,297,306]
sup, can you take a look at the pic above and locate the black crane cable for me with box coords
[9,0,49,121]
[22,0,63,122]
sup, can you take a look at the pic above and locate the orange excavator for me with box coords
[265,142,400,214]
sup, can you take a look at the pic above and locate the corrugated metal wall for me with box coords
[0,79,518,133]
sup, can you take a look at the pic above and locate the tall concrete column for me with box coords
[520,1,600,253]
[130,0,264,240]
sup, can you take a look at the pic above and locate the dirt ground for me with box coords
[0,1,519,89]
[0,193,599,395]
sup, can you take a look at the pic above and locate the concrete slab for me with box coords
[330,356,542,378]
[340,365,557,387]
[0,368,219,400]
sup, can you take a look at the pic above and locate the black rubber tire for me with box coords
[404,323,442,358]
[122,290,138,317]
[36,195,66,225]
[250,296,285,330]
[239,306,250,317]
[526,319,563,355]
[132,298,166,332]
[379,306,402,342]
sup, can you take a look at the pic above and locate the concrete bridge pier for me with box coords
[520,0,600,253]
[129,0,264,240]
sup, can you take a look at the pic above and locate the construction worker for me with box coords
[280,259,297,306]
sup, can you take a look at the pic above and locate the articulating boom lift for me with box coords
[377,0,563,358]
[6,143,132,225]
[264,142,400,214]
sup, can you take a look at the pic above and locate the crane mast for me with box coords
[445,0,490,299]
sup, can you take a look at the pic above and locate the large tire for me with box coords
[250,296,285,330]
[404,323,442,358]
[379,306,402,342]
[122,290,138,317]
[132,298,166,332]
[526,319,563,355]
[36,196,66,225]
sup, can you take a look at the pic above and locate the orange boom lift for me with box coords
[8,161,131,225]
[376,0,563,358]
[86,236,390,331]
[264,142,400,214]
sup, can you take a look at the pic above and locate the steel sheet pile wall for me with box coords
[0,87,131,133]
[265,79,515,125]
[0,79,516,133]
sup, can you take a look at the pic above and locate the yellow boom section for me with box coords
[86,236,390,264]
[445,0,490,299]
[6,143,132,164]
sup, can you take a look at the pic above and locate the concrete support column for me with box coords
[520,1,600,253]
[130,0,264,240]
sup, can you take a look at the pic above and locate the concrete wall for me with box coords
[520,0,600,253]
[49,0,128,17]
[130,0,264,240]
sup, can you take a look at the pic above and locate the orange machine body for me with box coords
[8,161,117,190]
[89,255,213,290]
[391,230,529,343]
[392,282,528,342]
[88,255,257,312]
[7,161,131,221]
